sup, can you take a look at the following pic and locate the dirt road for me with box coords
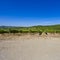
[0,36,60,60]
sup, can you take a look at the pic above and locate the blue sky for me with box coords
[0,0,60,26]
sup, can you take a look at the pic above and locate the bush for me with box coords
[46,30,55,33]
[0,30,9,34]
[9,29,19,33]
[56,30,60,33]
[29,30,38,33]
[19,30,29,33]
[38,30,42,35]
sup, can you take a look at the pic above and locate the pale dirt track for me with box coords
[0,36,60,60]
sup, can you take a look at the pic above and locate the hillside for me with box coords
[0,24,60,34]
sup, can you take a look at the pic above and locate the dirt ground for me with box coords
[0,35,60,60]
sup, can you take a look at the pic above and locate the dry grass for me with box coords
[0,33,60,40]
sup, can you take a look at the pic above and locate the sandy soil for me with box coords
[0,35,60,60]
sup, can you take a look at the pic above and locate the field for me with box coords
[0,24,60,34]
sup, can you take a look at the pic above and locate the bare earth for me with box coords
[0,35,60,60]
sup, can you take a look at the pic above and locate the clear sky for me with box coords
[0,0,60,26]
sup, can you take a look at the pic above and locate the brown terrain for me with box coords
[0,33,60,60]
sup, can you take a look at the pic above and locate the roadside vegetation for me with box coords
[0,25,60,35]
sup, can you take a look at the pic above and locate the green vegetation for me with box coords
[0,24,60,34]
[0,29,9,34]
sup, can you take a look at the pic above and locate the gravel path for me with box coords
[0,37,60,60]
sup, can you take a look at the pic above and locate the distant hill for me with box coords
[0,24,60,28]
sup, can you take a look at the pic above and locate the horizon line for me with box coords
[0,24,60,27]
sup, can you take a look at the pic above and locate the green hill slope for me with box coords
[0,24,60,34]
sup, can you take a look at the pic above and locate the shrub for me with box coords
[29,30,38,33]
[19,30,29,33]
[0,30,9,34]
[38,30,42,35]
[9,29,19,33]
[46,30,55,33]
[56,30,60,33]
